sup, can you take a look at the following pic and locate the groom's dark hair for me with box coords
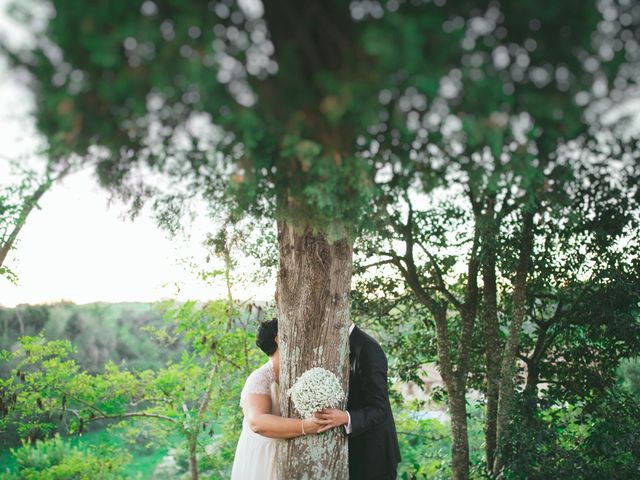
[256,318,278,356]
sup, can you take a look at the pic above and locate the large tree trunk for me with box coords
[275,221,352,479]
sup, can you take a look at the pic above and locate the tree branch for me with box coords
[416,242,463,312]
[358,258,397,271]
[85,411,177,424]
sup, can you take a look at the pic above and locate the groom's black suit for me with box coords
[347,325,401,480]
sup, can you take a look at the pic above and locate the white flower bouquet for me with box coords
[287,367,346,418]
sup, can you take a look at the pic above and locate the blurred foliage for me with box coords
[0,302,181,375]
[353,139,640,475]
[618,357,640,396]
[501,387,640,480]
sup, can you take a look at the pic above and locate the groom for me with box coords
[316,321,401,479]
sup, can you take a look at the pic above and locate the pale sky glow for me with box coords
[0,166,275,308]
[0,164,277,306]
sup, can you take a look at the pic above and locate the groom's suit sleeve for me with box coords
[347,341,390,438]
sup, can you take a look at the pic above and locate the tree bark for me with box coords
[479,201,502,472]
[450,225,479,480]
[522,358,540,405]
[482,254,501,472]
[275,221,352,479]
[494,210,535,472]
[431,307,470,480]
[410,265,471,480]
[188,440,198,480]
[448,380,470,480]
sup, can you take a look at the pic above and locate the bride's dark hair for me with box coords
[256,318,278,356]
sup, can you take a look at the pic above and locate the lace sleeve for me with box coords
[239,367,272,408]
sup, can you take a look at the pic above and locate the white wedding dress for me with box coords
[230,360,283,480]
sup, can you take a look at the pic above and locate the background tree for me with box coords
[347,0,640,474]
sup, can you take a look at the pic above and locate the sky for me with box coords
[0,157,276,307]
[0,167,274,308]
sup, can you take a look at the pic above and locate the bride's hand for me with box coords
[302,417,322,435]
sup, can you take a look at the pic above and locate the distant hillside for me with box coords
[0,302,183,374]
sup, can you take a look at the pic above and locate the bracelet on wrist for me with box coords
[301,419,306,435]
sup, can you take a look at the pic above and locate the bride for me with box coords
[230,318,322,479]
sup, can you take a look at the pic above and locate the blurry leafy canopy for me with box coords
[5,0,636,240]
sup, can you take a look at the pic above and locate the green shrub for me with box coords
[3,433,130,480]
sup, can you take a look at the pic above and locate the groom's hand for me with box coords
[315,409,349,433]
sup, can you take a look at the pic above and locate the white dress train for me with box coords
[230,360,283,480]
